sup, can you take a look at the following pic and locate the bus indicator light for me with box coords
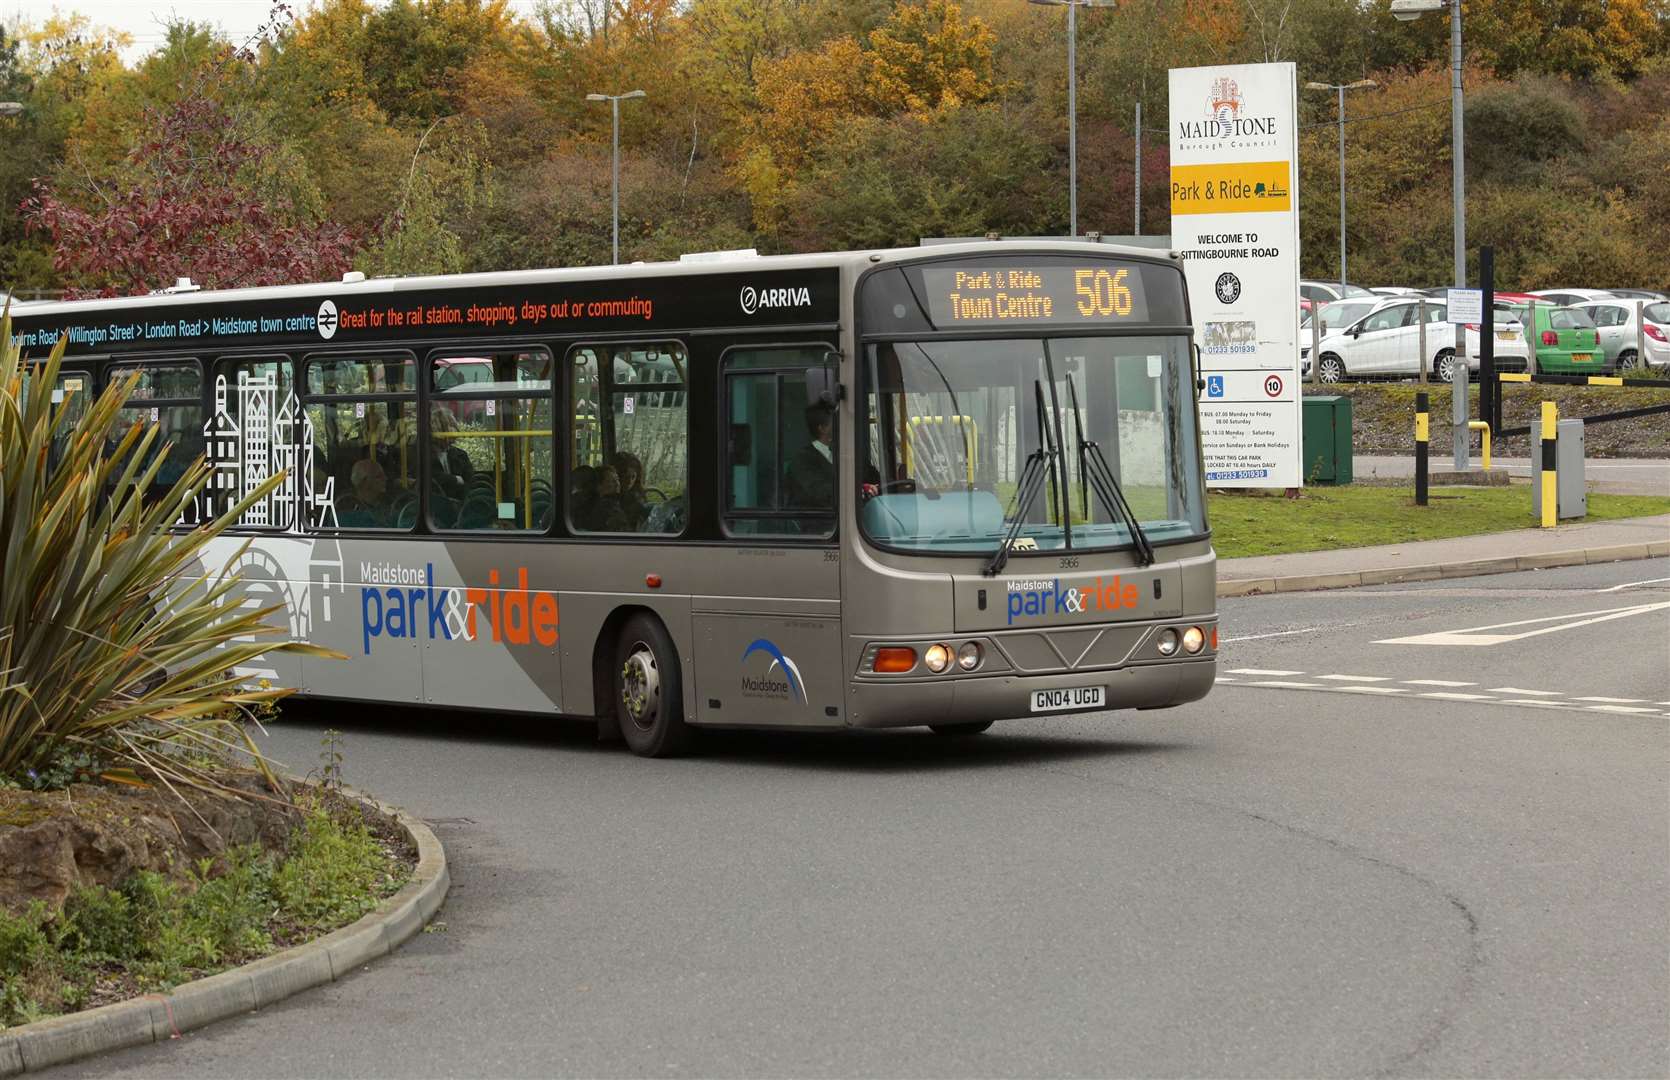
[645,573,662,589]
[873,647,917,673]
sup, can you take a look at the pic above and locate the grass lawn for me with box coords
[1208,485,1670,559]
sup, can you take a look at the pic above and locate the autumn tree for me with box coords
[25,94,357,296]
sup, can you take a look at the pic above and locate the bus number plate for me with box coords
[1031,685,1105,713]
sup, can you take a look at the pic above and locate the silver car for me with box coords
[1579,300,1670,370]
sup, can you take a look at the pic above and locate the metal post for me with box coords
[1451,0,1466,289]
[1452,360,1469,471]
[1134,101,1142,236]
[1067,0,1077,237]
[1538,400,1557,527]
[1309,302,1322,385]
[1415,391,1430,506]
[1338,84,1347,288]
[1635,300,1646,374]
[1418,297,1429,383]
[610,96,621,265]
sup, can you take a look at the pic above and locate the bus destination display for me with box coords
[919,265,1150,328]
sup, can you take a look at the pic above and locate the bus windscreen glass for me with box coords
[917,265,1151,327]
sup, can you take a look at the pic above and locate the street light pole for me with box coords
[1304,80,1376,290]
[584,89,646,265]
[1390,0,1465,287]
[1028,0,1115,238]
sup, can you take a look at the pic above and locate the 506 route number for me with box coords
[1075,269,1134,318]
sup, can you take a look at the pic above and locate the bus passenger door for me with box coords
[692,345,843,727]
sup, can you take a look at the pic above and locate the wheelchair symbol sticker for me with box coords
[1206,375,1225,398]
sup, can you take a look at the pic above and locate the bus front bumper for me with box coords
[844,658,1216,729]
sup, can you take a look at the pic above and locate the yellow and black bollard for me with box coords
[1539,400,1557,528]
[1415,391,1429,506]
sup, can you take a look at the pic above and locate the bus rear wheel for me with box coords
[613,613,693,757]
[930,721,994,736]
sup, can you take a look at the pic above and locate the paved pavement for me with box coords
[1355,454,1670,495]
[1220,512,1669,591]
[45,559,1670,1079]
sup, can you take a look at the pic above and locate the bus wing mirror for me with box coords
[805,359,843,406]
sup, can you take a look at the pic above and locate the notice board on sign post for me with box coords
[1169,63,1303,488]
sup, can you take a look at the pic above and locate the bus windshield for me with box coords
[860,335,1205,556]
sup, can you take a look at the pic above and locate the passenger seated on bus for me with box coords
[569,465,599,530]
[427,405,474,500]
[586,465,635,532]
[612,451,649,529]
[785,404,835,509]
[336,458,391,527]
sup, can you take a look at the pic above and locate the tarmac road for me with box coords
[47,561,1670,1078]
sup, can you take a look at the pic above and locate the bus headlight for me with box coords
[1156,629,1180,656]
[924,643,952,673]
[1182,626,1206,654]
[957,642,983,671]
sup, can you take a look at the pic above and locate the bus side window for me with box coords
[106,359,205,526]
[720,346,836,539]
[301,353,417,530]
[428,349,554,532]
[567,342,688,536]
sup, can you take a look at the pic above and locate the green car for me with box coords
[1512,303,1607,374]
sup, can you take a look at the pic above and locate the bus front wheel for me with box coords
[613,613,694,757]
[930,721,994,736]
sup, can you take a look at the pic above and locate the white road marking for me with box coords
[1585,705,1662,715]
[1318,674,1392,683]
[1249,680,1323,689]
[1221,628,1320,643]
[1227,668,1307,676]
[1499,698,1580,709]
[1487,687,1562,696]
[1375,602,1670,647]
[1420,692,1493,701]
[1216,677,1237,683]
[1597,577,1670,593]
[1334,686,1408,694]
[1403,679,1477,687]
[1572,696,1648,703]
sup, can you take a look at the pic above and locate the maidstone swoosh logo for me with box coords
[740,638,807,703]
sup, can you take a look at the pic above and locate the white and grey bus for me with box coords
[11,241,1216,755]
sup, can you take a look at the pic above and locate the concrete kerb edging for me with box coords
[0,789,448,1077]
[1218,538,1670,598]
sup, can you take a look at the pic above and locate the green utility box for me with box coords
[1301,395,1353,485]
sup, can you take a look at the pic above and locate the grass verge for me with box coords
[1208,486,1670,559]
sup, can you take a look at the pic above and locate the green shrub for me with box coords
[60,885,133,961]
[0,312,338,789]
[273,807,389,930]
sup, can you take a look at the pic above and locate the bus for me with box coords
[10,241,1217,756]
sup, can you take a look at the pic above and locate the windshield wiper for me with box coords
[1066,376,1156,567]
[983,380,1060,577]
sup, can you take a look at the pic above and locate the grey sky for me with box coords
[3,1,548,60]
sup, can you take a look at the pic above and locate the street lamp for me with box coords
[1028,0,1116,238]
[0,102,24,117]
[1304,79,1376,290]
[1390,0,1464,287]
[584,89,646,265]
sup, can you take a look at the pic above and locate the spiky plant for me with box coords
[0,309,335,793]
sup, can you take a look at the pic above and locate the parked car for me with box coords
[1308,297,1378,334]
[1300,280,1375,304]
[1607,288,1670,303]
[1301,297,1529,383]
[1577,300,1670,370]
[1509,303,1605,374]
[1528,288,1616,307]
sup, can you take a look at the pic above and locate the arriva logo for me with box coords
[740,638,807,703]
[739,284,812,316]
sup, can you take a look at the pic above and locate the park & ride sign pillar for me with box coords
[1168,63,1302,488]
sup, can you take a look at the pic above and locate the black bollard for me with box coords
[1415,391,1430,506]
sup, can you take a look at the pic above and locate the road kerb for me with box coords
[1219,538,1667,598]
[0,798,446,1077]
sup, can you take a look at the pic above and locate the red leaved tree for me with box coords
[25,95,358,297]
